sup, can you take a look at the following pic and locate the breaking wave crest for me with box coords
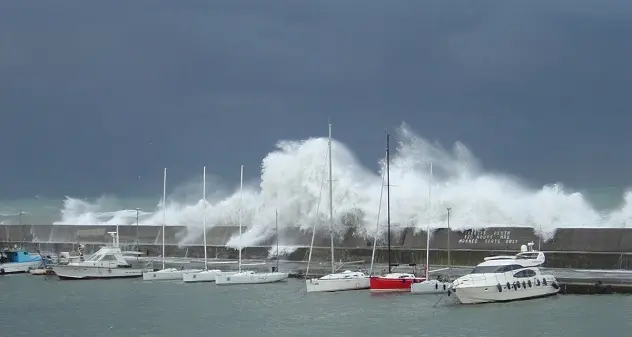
[54,123,632,248]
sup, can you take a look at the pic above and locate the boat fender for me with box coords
[516,281,521,289]
[527,280,532,288]
[536,279,541,286]
[496,283,502,292]
[506,282,511,290]
[552,282,559,290]
[512,282,517,290]
[447,289,451,296]
[443,284,446,291]
[522,281,527,289]
[542,278,548,286]
[0,268,4,274]
[435,283,438,289]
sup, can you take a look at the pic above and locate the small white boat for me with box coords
[142,168,203,281]
[142,268,202,281]
[306,270,370,292]
[449,242,560,304]
[305,124,369,293]
[52,227,149,280]
[215,270,289,285]
[214,165,289,286]
[410,163,451,295]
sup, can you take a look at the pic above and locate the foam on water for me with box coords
[43,124,632,249]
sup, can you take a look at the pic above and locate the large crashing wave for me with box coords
[54,123,632,247]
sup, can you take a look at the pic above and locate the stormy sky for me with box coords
[1,1,631,199]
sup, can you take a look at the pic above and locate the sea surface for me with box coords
[1,274,631,337]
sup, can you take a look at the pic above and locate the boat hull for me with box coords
[142,268,202,281]
[0,261,42,274]
[52,265,144,280]
[452,276,560,304]
[182,270,238,283]
[306,276,370,292]
[410,280,451,294]
[369,276,425,292]
[215,271,289,285]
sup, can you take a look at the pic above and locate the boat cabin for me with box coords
[71,247,131,268]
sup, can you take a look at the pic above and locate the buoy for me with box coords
[497,283,502,292]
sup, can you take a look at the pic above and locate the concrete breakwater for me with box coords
[2,224,632,269]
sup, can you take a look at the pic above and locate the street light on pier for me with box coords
[136,208,140,251]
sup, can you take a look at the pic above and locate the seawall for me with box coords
[2,224,631,269]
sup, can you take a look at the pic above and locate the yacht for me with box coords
[449,242,560,304]
[52,227,149,280]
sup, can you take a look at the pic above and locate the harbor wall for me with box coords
[2,224,631,269]
[2,224,632,252]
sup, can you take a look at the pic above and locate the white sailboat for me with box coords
[215,165,289,285]
[183,167,232,283]
[411,162,451,294]
[305,123,370,293]
[143,168,201,281]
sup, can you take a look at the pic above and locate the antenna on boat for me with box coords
[386,132,391,274]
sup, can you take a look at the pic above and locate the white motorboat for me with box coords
[305,123,369,292]
[53,226,149,280]
[411,163,452,295]
[142,168,202,281]
[449,242,560,304]
[214,165,288,286]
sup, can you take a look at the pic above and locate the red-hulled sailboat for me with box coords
[369,132,425,292]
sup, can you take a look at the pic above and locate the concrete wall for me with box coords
[2,224,632,252]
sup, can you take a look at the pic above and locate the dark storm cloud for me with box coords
[0,1,631,198]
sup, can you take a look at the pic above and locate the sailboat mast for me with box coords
[203,166,208,271]
[328,123,335,274]
[238,164,243,273]
[276,209,280,272]
[162,168,167,270]
[386,132,391,274]
[426,162,432,278]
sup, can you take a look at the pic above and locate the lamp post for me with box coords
[18,210,24,249]
[135,208,140,251]
[446,207,451,270]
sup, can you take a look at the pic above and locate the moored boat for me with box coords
[52,226,149,280]
[0,247,43,274]
[449,242,560,304]
[369,133,424,292]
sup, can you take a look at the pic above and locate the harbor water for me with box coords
[1,275,631,337]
